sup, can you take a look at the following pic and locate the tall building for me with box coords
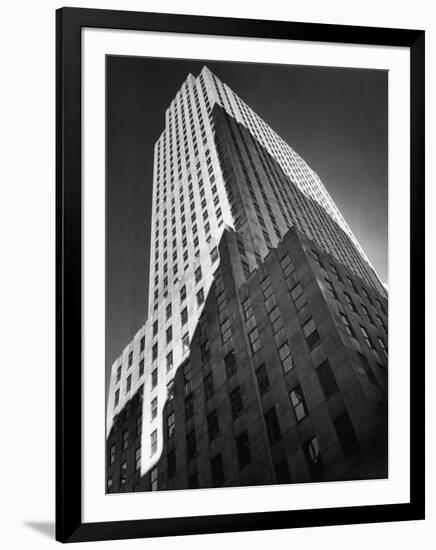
[106,66,388,493]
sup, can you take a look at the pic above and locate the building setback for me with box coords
[106,66,388,493]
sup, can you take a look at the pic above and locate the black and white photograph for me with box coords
[105,57,389,493]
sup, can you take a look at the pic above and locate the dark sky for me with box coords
[106,56,388,397]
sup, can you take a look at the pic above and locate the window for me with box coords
[114,389,119,407]
[186,429,197,461]
[302,318,320,349]
[200,339,210,362]
[128,351,133,367]
[304,437,324,480]
[107,477,113,491]
[164,350,172,373]
[230,386,244,419]
[207,410,219,441]
[151,368,158,388]
[116,365,121,382]
[204,372,214,400]
[180,285,186,301]
[152,343,158,361]
[166,325,172,344]
[195,266,202,283]
[135,447,141,472]
[290,283,306,311]
[184,392,195,420]
[344,292,357,312]
[360,325,375,349]
[278,343,294,372]
[289,385,308,422]
[151,397,158,420]
[152,321,158,336]
[220,317,232,344]
[120,462,127,485]
[196,288,204,306]
[316,360,339,399]
[333,412,360,456]
[139,359,144,377]
[264,407,281,444]
[167,411,175,439]
[210,453,224,487]
[136,414,142,437]
[181,307,188,325]
[109,443,116,465]
[210,247,219,263]
[182,332,190,354]
[241,297,253,321]
[248,327,261,354]
[150,466,158,491]
[340,311,355,337]
[183,361,192,393]
[255,363,270,394]
[224,350,237,378]
[167,379,175,400]
[126,375,132,393]
[275,459,292,484]
[167,450,176,479]
[378,337,388,356]
[166,302,172,320]
[236,431,252,468]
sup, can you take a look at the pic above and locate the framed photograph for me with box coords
[56,7,425,543]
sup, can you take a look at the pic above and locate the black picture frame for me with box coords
[56,7,425,543]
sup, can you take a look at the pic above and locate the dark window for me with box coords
[114,389,119,407]
[204,372,214,400]
[152,321,158,336]
[122,429,129,451]
[224,351,237,378]
[151,397,158,420]
[207,410,219,441]
[181,307,188,325]
[166,325,172,344]
[316,360,339,399]
[109,443,116,465]
[197,288,204,306]
[151,368,158,388]
[304,437,325,480]
[135,447,141,472]
[255,363,270,394]
[167,411,175,439]
[180,285,186,301]
[183,361,192,393]
[236,431,252,468]
[184,392,195,421]
[302,318,320,349]
[210,453,224,487]
[167,450,176,479]
[195,266,202,283]
[128,351,133,367]
[120,462,127,485]
[125,375,131,393]
[167,379,175,400]
[150,466,158,491]
[264,407,281,444]
[289,385,308,422]
[186,429,197,461]
[116,366,121,382]
[290,283,306,311]
[200,340,210,362]
[274,459,292,484]
[139,359,144,377]
[152,343,158,361]
[136,414,142,437]
[230,386,244,419]
[333,412,360,456]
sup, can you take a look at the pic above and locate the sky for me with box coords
[106,56,388,398]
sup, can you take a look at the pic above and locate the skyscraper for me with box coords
[106,66,388,493]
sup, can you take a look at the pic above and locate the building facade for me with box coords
[106,67,388,493]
